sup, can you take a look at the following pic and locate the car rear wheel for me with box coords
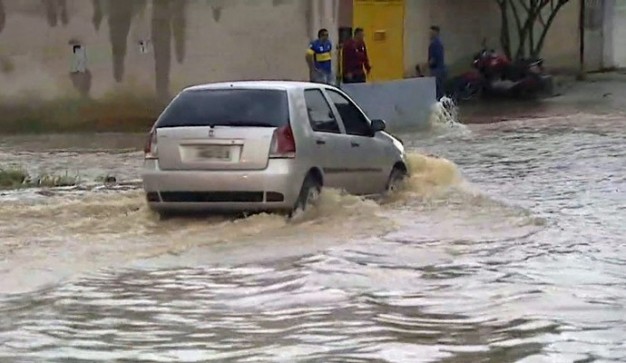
[290,174,322,218]
[386,167,408,194]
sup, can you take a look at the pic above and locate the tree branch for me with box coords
[496,0,570,60]
[533,0,569,57]
[497,0,512,59]
[511,0,526,58]
[511,0,525,36]
[516,0,553,59]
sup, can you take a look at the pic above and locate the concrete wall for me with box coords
[602,0,615,70]
[338,0,352,28]
[342,77,436,131]
[0,0,584,132]
[0,0,583,102]
[0,0,311,104]
[403,0,581,77]
[580,0,626,72]
[611,0,626,68]
[541,0,581,72]
[581,0,626,71]
[584,0,605,71]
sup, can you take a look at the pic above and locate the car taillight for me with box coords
[270,125,296,158]
[144,129,158,159]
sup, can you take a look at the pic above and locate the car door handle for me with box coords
[351,142,360,148]
[316,139,326,145]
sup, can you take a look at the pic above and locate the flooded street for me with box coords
[0,96,625,361]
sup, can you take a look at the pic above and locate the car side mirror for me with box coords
[371,119,386,133]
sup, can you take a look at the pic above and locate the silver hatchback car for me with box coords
[141,81,409,217]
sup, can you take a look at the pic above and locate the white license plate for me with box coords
[196,146,231,161]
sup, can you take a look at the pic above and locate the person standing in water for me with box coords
[428,25,447,100]
[306,28,334,85]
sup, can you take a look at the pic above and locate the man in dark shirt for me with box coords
[428,25,447,100]
[341,28,371,84]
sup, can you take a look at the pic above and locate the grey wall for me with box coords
[342,77,436,132]
[612,0,626,68]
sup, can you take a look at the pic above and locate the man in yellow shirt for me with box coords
[306,28,334,85]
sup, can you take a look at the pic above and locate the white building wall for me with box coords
[611,0,626,68]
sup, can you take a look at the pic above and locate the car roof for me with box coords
[184,80,336,92]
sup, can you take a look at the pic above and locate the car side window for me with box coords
[326,90,372,137]
[304,89,341,134]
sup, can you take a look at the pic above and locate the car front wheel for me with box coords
[386,167,408,194]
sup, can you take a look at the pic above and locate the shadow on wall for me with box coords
[44,0,68,27]
[0,0,4,34]
[152,0,187,101]
[0,0,298,134]
[91,0,187,101]
[106,0,147,83]
[0,0,191,133]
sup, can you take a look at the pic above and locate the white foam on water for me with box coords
[428,97,471,135]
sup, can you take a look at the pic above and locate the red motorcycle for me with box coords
[448,46,552,102]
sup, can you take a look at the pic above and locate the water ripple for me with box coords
[1,116,625,361]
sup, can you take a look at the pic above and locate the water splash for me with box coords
[0,152,463,248]
[374,152,464,207]
[289,188,382,225]
[428,97,470,134]
[0,147,472,293]
[404,152,462,196]
[0,151,464,232]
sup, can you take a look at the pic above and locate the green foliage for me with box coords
[0,167,28,189]
[0,167,81,190]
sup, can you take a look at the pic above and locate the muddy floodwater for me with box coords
[0,95,625,361]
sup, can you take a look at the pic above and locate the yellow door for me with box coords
[352,0,405,82]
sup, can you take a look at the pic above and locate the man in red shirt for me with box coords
[341,28,371,84]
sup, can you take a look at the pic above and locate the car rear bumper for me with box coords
[141,159,304,213]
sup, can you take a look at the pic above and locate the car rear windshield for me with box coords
[155,89,290,128]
